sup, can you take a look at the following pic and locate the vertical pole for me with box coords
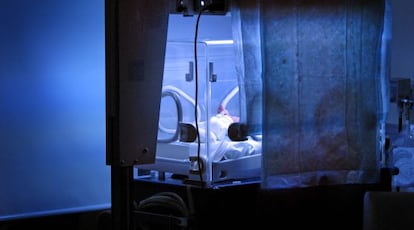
[111,166,133,230]
[105,0,133,229]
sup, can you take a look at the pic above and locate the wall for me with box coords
[387,0,414,126]
[0,0,110,221]
[390,0,414,80]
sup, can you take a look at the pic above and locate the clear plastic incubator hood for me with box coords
[136,8,263,186]
[106,0,390,189]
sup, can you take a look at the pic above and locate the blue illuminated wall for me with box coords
[385,0,414,125]
[389,0,414,79]
[0,0,110,220]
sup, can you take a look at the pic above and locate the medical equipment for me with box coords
[136,39,262,186]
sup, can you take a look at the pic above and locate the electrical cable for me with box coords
[135,192,190,230]
[194,7,207,187]
[158,85,205,142]
[219,86,239,110]
[162,85,203,123]
[157,90,183,143]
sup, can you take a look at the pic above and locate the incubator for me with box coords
[136,38,262,186]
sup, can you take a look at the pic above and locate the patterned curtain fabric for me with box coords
[232,0,390,188]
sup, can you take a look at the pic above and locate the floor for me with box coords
[0,209,110,230]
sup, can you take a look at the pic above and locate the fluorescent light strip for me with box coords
[204,40,234,45]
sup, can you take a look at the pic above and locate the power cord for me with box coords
[157,90,183,143]
[135,192,190,230]
[193,6,207,187]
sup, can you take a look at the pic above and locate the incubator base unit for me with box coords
[136,41,262,186]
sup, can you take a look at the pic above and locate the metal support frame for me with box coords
[111,166,133,230]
